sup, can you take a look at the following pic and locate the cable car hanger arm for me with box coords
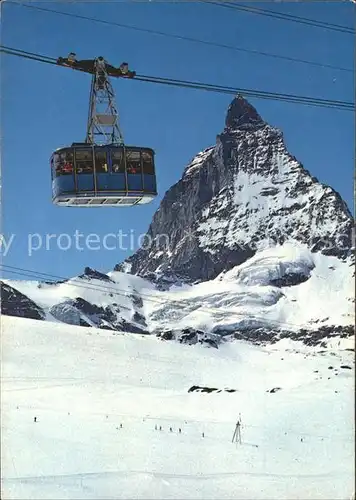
[56,53,136,78]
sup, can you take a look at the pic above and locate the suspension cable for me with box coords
[200,0,355,35]
[1,46,354,112]
[0,263,325,331]
[6,1,354,74]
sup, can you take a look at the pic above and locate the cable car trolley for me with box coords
[51,53,157,207]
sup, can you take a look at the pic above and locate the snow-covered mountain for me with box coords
[0,96,354,346]
[1,316,354,499]
[1,268,154,336]
[116,95,353,283]
[1,241,354,347]
[1,97,354,500]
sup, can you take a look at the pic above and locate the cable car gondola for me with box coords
[51,54,157,207]
[51,144,156,206]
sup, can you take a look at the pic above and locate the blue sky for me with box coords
[1,0,354,279]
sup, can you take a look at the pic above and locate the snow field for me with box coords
[1,316,354,499]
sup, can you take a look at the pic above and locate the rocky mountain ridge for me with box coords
[1,96,353,348]
[115,95,352,283]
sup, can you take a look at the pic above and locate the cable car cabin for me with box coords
[50,144,157,207]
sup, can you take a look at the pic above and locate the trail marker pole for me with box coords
[232,414,242,445]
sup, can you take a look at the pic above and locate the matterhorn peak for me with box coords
[225,94,265,131]
[117,95,353,284]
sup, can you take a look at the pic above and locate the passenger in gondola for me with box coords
[82,163,93,173]
[128,164,138,174]
[62,162,73,174]
[96,160,108,173]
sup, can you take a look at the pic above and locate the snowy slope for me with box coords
[1,268,157,334]
[1,242,354,346]
[1,316,354,499]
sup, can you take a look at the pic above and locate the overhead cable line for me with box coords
[0,264,313,331]
[0,264,215,312]
[0,45,58,66]
[201,0,355,35]
[0,266,134,313]
[1,46,354,111]
[6,1,353,74]
[133,73,354,110]
[0,263,239,311]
